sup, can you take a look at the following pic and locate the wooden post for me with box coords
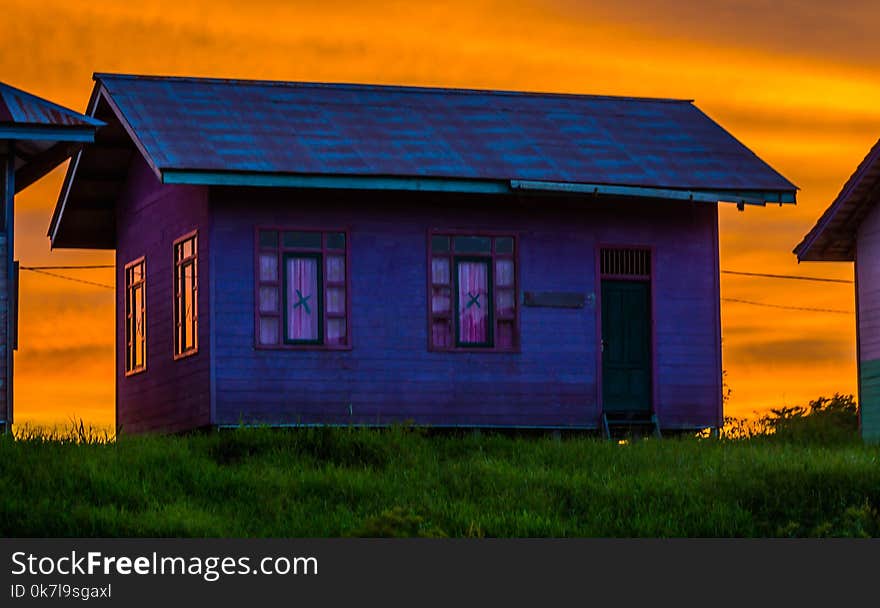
[0,143,12,433]
[7,145,13,432]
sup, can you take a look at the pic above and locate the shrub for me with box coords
[760,394,859,445]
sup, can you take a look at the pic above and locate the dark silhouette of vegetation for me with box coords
[762,394,858,444]
[721,393,859,444]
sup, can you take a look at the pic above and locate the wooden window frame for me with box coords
[124,256,147,376]
[427,229,520,353]
[173,231,198,360]
[254,227,352,351]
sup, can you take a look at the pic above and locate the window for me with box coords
[429,233,518,351]
[256,229,349,348]
[174,232,198,358]
[125,258,146,374]
[600,247,651,278]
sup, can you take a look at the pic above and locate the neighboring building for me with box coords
[50,73,796,435]
[0,81,102,433]
[795,138,880,441]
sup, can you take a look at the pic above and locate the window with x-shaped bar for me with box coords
[255,228,349,349]
[429,233,519,351]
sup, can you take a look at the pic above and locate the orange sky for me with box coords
[4,0,880,428]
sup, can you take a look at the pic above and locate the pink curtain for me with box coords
[326,288,345,315]
[260,318,279,345]
[259,287,279,313]
[495,259,514,316]
[432,320,452,348]
[259,253,278,282]
[287,257,319,341]
[458,261,488,344]
[326,255,345,283]
[325,255,347,345]
[495,259,513,287]
[432,257,450,285]
[327,319,346,345]
[432,287,451,315]
[496,289,514,317]
[432,257,452,316]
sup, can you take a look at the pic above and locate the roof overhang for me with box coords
[0,81,104,196]
[162,170,512,194]
[163,172,796,205]
[1,125,101,195]
[794,138,880,262]
[510,180,795,206]
[0,125,96,143]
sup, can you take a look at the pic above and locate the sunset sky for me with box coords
[4,0,880,428]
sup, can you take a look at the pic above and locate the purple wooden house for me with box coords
[49,74,796,435]
[795,138,880,441]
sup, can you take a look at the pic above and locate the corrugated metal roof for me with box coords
[794,138,880,262]
[94,73,797,193]
[0,81,102,196]
[0,81,102,128]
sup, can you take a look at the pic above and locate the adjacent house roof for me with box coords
[794,138,880,262]
[0,81,103,193]
[50,73,797,248]
[0,81,101,129]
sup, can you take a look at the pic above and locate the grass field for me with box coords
[2,423,879,537]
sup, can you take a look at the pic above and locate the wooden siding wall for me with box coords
[856,198,880,441]
[210,189,721,430]
[116,156,211,433]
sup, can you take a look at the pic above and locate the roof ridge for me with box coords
[92,72,694,105]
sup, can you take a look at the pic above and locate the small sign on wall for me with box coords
[523,291,586,308]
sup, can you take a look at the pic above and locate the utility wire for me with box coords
[20,265,114,270]
[25,265,852,284]
[17,264,856,313]
[721,297,851,315]
[721,270,852,284]
[19,268,113,290]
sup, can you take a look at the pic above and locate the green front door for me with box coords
[601,280,652,413]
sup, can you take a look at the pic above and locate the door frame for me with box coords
[594,243,658,422]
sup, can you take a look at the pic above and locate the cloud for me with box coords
[554,0,880,66]
[726,336,855,367]
[16,344,112,372]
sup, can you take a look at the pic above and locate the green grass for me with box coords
[2,424,880,537]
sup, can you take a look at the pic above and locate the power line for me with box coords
[20,265,114,270]
[720,270,852,284]
[20,268,113,290]
[721,297,851,315]
[14,263,856,313]
[24,265,853,283]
